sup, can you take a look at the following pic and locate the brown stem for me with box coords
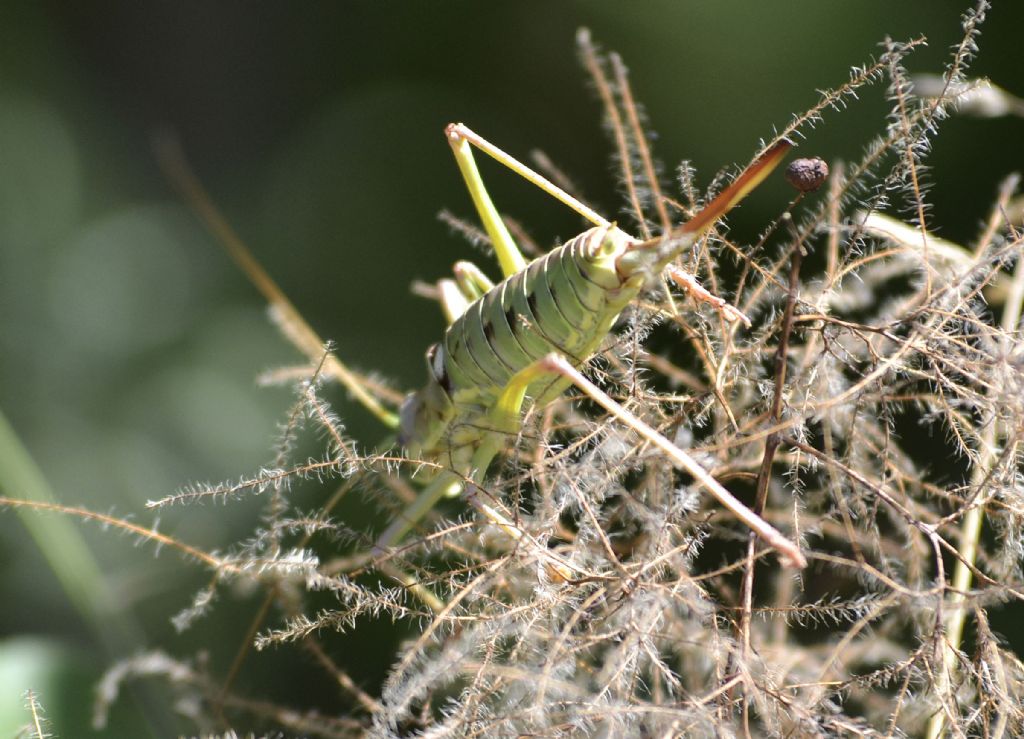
[736,204,805,725]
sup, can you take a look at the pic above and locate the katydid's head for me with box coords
[398,343,453,452]
[397,392,421,449]
[398,388,449,453]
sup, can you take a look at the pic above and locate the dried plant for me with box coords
[5,1,1023,736]
[15,691,51,739]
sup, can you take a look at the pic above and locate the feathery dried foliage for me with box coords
[15,691,51,739]
[27,1,1024,735]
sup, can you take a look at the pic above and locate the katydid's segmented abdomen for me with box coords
[398,225,642,467]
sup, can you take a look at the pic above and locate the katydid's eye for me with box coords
[428,343,452,396]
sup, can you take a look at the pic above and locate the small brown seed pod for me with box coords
[785,157,829,192]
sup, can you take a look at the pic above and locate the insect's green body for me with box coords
[399,225,643,477]
[397,130,787,484]
[376,126,804,571]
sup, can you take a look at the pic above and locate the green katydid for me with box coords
[378,123,803,571]
[161,33,807,575]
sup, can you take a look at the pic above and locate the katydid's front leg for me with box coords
[435,261,496,323]
[370,347,536,560]
[371,473,461,557]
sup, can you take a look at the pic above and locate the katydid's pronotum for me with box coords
[162,31,808,578]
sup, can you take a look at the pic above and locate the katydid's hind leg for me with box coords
[530,353,807,569]
[446,124,528,279]
[439,356,556,493]
[445,123,616,280]
[448,358,583,582]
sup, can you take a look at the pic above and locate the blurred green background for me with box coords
[1,1,1022,735]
